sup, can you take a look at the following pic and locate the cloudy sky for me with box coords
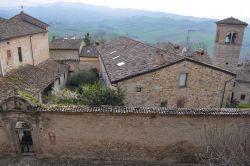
[1,0,249,19]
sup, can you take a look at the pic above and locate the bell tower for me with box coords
[212,17,248,73]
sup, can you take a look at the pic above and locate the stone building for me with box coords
[50,38,100,72]
[233,60,250,104]
[49,38,84,72]
[212,17,248,73]
[0,12,69,103]
[98,37,236,108]
[79,44,100,71]
[0,12,50,76]
[211,17,250,105]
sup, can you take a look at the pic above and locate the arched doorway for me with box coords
[15,121,34,154]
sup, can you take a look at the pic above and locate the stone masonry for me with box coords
[212,22,248,73]
[118,60,234,108]
[0,99,249,163]
[0,33,50,76]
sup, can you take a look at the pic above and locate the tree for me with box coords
[80,82,125,106]
[68,69,98,87]
[48,82,126,106]
[196,122,250,165]
[84,32,91,45]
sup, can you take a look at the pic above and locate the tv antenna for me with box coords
[20,5,24,12]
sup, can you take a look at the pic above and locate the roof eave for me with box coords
[0,30,48,42]
[111,58,236,84]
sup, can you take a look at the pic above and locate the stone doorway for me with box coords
[15,121,34,155]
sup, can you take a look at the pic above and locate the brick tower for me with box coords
[212,17,248,73]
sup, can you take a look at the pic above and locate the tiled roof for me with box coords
[0,12,48,41]
[97,37,183,83]
[0,78,16,102]
[49,38,83,50]
[24,105,250,116]
[80,45,99,58]
[97,37,234,83]
[0,60,68,102]
[5,65,55,94]
[37,59,69,78]
[216,17,248,26]
[236,60,250,82]
[156,42,212,64]
[10,11,48,29]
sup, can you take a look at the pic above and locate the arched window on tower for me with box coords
[225,32,237,44]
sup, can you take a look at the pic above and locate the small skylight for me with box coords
[117,62,125,66]
[110,51,117,54]
[112,55,120,60]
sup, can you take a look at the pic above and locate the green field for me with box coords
[48,16,250,57]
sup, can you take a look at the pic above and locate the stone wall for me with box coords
[118,60,234,108]
[233,81,250,104]
[52,71,69,92]
[0,32,49,76]
[212,24,246,73]
[49,50,79,61]
[79,57,100,71]
[0,105,249,163]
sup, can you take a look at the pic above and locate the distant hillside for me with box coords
[0,2,249,57]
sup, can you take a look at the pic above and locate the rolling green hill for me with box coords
[0,2,249,57]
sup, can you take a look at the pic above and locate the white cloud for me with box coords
[1,0,250,19]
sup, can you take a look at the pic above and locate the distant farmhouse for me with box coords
[49,38,100,73]
[0,12,69,103]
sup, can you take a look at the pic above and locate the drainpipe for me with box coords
[220,78,235,108]
[29,36,35,65]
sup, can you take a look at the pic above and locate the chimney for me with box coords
[155,49,166,65]
[196,48,204,56]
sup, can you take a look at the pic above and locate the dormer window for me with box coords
[225,32,237,44]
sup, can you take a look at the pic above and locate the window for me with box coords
[179,73,188,88]
[64,73,66,79]
[241,94,246,100]
[160,102,167,107]
[136,86,142,92]
[225,32,237,44]
[18,47,23,62]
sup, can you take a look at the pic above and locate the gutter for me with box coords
[220,78,235,108]
[29,36,35,65]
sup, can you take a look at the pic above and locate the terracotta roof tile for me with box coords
[97,37,183,83]
[49,38,83,50]
[216,17,248,26]
[33,105,250,116]
[0,12,47,41]
[80,45,99,58]
[97,37,233,83]
[0,60,68,102]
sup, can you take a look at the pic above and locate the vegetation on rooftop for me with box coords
[17,90,42,107]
